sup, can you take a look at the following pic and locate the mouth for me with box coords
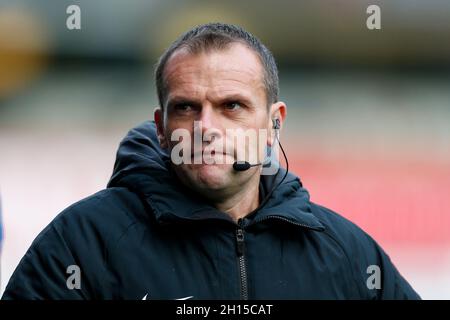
[189,150,234,164]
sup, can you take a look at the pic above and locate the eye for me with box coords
[174,104,193,112]
[224,102,242,111]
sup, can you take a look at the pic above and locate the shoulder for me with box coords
[2,187,147,299]
[32,187,149,258]
[310,202,377,252]
[57,187,145,224]
[309,202,421,299]
[309,202,384,283]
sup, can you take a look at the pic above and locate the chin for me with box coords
[185,163,232,191]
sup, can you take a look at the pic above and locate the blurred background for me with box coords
[1,0,449,299]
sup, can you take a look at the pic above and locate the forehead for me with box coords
[163,43,265,103]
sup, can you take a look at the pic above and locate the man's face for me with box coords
[155,43,280,199]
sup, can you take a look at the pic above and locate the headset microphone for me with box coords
[232,161,262,171]
[231,117,290,214]
[232,118,282,172]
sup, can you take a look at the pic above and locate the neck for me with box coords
[213,175,261,223]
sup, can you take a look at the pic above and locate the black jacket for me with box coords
[2,121,420,300]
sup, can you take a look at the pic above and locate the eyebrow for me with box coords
[166,97,200,109]
[219,94,254,106]
[166,94,254,108]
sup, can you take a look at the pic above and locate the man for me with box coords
[2,23,419,299]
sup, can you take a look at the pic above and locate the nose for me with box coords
[198,105,222,142]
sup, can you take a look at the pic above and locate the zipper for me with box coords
[250,215,324,231]
[233,215,320,300]
[235,219,248,300]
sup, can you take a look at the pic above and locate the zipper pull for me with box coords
[236,228,245,256]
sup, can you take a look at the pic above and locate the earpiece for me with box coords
[272,118,280,130]
[243,115,289,213]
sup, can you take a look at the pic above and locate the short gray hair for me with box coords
[154,22,279,110]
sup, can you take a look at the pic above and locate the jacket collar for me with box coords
[108,121,325,231]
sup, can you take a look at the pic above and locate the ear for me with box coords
[267,101,287,146]
[154,108,168,148]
